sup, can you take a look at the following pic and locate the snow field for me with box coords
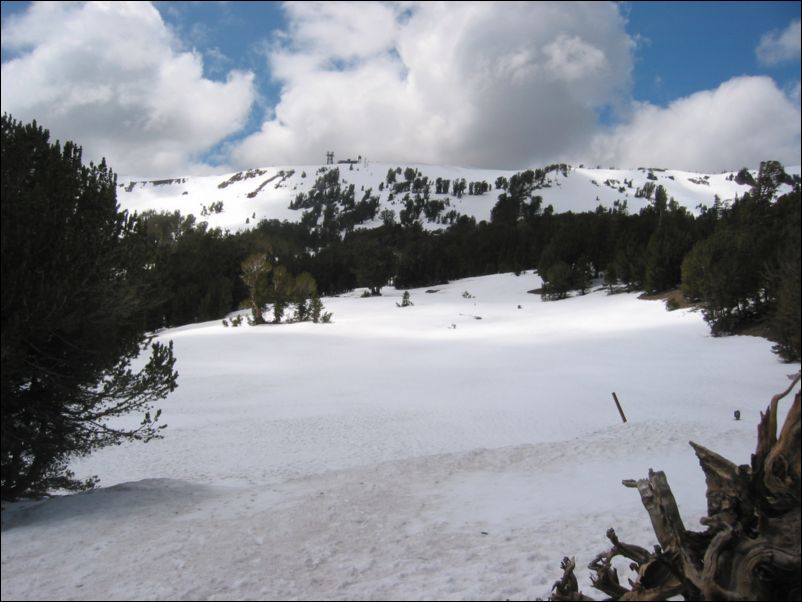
[2,272,798,600]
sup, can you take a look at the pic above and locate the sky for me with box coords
[1,1,800,179]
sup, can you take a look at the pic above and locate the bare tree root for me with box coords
[550,373,801,601]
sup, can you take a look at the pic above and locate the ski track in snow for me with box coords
[2,273,799,601]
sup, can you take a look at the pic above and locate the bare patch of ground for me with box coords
[637,288,696,310]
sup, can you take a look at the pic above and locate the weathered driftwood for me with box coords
[550,373,801,601]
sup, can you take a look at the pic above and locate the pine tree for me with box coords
[311,295,323,323]
[541,261,573,300]
[603,263,619,293]
[352,237,395,295]
[292,272,318,322]
[770,246,801,362]
[269,265,294,323]
[1,114,178,500]
[767,186,801,361]
[397,291,414,307]
[644,202,694,293]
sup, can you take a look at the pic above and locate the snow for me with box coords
[2,272,799,600]
[114,162,802,233]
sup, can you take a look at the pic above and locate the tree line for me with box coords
[128,161,800,362]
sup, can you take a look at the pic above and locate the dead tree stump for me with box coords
[550,373,801,601]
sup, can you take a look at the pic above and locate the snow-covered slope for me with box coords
[116,162,801,232]
[2,273,799,600]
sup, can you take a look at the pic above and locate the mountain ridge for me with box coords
[117,162,801,233]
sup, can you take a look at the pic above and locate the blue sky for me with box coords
[625,2,800,104]
[1,1,799,177]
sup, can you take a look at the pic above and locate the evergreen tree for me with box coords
[309,294,332,323]
[644,202,694,293]
[380,208,396,227]
[351,237,395,295]
[603,263,619,293]
[681,226,763,334]
[292,272,318,322]
[573,257,594,295]
[397,291,414,307]
[541,261,573,300]
[270,265,293,323]
[1,115,178,500]
[133,210,247,329]
[767,186,801,361]
[681,163,796,343]
[734,167,755,186]
[770,245,801,362]
[491,192,521,225]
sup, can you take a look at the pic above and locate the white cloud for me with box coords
[232,1,633,169]
[756,19,801,66]
[589,76,801,172]
[4,2,797,178]
[1,1,256,178]
[788,80,801,106]
[543,34,608,82]
[280,1,400,63]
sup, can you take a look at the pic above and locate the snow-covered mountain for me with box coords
[117,162,801,232]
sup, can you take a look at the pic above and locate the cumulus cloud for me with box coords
[4,2,798,177]
[589,76,801,172]
[231,1,633,169]
[756,19,801,66]
[790,80,801,105]
[1,1,256,178]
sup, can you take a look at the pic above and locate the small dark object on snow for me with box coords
[734,409,741,420]
[611,392,628,423]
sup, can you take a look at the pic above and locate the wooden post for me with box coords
[612,392,627,423]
